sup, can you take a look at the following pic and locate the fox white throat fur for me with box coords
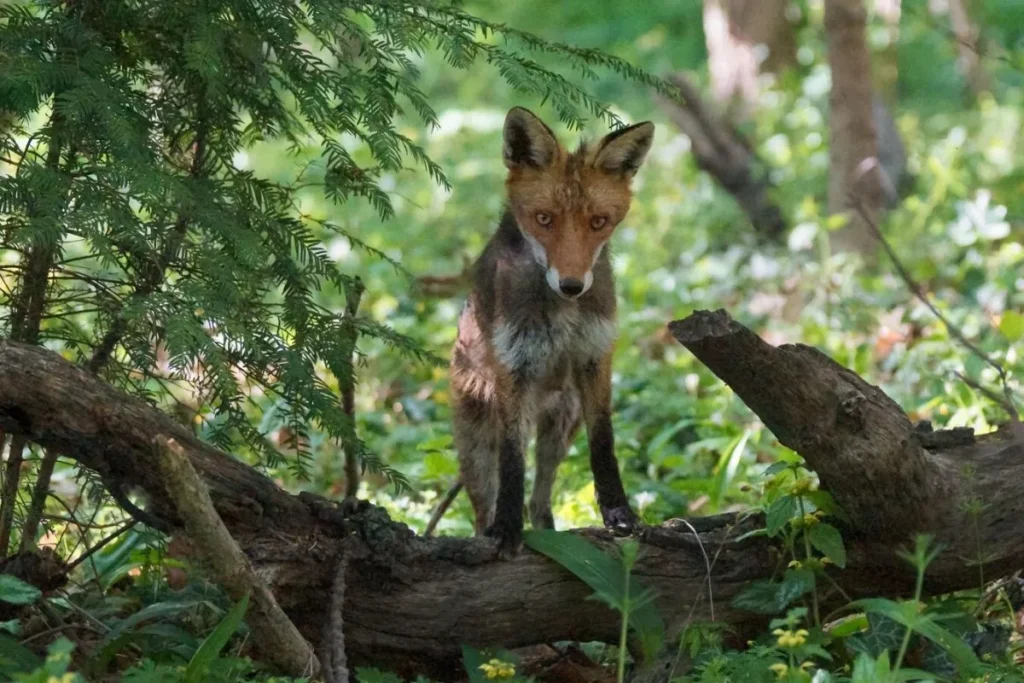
[492,309,617,379]
[442,105,655,558]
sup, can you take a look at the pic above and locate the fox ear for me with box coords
[593,121,655,177]
[503,107,559,169]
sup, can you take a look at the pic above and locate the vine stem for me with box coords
[797,495,821,627]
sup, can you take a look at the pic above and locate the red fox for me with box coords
[434,107,655,557]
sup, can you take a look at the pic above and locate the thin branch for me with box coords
[18,623,103,646]
[850,198,1020,423]
[320,551,351,683]
[953,370,1019,422]
[154,436,319,678]
[64,520,137,572]
[0,435,29,554]
[341,278,364,500]
[903,3,1015,69]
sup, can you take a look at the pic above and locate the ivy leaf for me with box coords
[846,613,906,659]
[850,598,984,679]
[732,568,814,615]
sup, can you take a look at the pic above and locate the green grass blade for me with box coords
[184,591,250,683]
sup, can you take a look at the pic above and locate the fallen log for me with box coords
[0,309,1022,679]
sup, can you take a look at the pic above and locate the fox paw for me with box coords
[484,521,523,560]
[601,505,638,536]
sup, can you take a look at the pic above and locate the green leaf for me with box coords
[712,428,750,504]
[845,613,906,659]
[423,451,456,478]
[825,613,869,639]
[355,667,405,683]
[95,599,206,672]
[732,569,814,615]
[100,599,203,649]
[803,490,850,523]
[999,310,1024,341]
[0,575,41,605]
[184,592,250,683]
[765,495,797,537]
[851,598,983,679]
[416,434,454,452]
[523,529,664,661]
[808,523,847,568]
[0,634,41,675]
[849,652,933,682]
[762,461,792,477]
[647,418,694,462]
[461,644,488,683]
[86,527,145,588]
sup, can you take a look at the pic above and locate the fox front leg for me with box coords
[485,376,530,559]
[575,353,637,535]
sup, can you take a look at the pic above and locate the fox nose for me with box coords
[559,278,585,297]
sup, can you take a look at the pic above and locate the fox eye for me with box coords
[590,215,608,230]
[536,212,552,227]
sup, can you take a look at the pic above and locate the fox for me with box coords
[431,106,655,558]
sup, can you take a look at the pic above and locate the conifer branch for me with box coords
[87,119,209,373]
[1,115,70,556]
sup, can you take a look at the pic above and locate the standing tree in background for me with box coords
[945,0,992,96]
[873,0,901,100]
[702,0,797,122]
[824,0,886,255]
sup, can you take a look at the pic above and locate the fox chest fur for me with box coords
[450,213,618,401]
[491,302,616,380]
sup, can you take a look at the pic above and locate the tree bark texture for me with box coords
[825,0,886,254]
[0,318,1022,679]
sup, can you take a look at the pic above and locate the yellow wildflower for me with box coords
[479,658,516,679]
[789,479,813,496]
[773,628,809,648]
[769,662,788,678]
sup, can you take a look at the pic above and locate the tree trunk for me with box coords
[824,0,886,255]
[873,0,901,102]
[0,322,1022,679]
[703,0,797,122]
[946,0,991,96]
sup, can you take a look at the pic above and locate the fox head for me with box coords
[502,107,654,299]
